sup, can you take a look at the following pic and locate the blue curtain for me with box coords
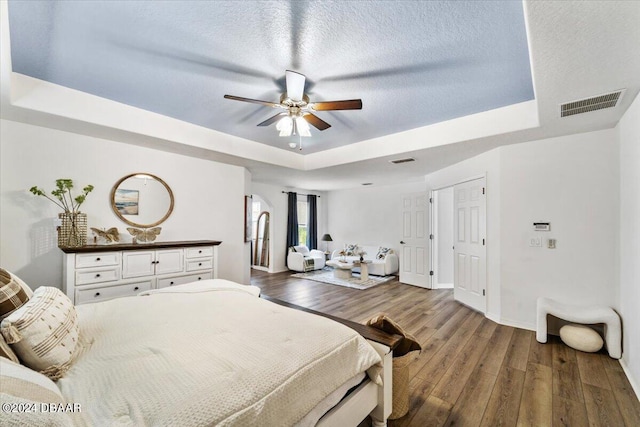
[307,195,318,249]
[285,192,298,266]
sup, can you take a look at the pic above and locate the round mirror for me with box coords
[110,173,174,228]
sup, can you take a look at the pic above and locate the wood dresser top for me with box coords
[60,240,222,253]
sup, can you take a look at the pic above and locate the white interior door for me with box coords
[453,178,486,312]
[399,192,430,288]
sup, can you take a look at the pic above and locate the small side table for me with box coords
[355,260,372,282]
[324,252,332,261]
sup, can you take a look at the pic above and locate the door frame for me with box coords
[429,174,487,311]
[430,186,455,290]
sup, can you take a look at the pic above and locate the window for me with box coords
[297,199,307,246]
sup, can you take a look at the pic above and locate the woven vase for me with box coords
[58,212,87,248]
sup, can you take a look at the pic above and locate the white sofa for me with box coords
[331,245,398,276]
[287,245,326,272]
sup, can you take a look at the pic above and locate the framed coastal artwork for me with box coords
[114,189,139,215]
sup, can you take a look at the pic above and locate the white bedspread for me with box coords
[57,279,381,426]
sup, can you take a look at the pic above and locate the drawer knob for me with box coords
[134,286,139,291]
[198,262,202,266]
[198,250,202,253]
[170,281,174,286]
[96,257,101,261]
[198,277,202,280]
[95,274,101,278]
[94,292,101,297]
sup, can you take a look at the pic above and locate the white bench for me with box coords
[536,297,621,359]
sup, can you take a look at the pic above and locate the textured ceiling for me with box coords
[7,0,534,154]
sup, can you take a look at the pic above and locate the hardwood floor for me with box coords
[251,270,640,427]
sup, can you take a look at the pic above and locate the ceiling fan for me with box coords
[224,70,362,138]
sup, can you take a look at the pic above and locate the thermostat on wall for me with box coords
[534,222,550,231]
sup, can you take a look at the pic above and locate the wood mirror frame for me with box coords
[110,173,174,228]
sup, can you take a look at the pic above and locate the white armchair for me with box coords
[287,245,326,272]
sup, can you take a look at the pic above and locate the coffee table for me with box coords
[326,260,373,282]
[325,260,355,279]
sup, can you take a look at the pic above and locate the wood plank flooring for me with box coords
[251,270,640,427]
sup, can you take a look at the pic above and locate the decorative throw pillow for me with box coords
[0,357,73,426]
[0,333,19,363]
[0,268,32,320]
[0,287,79,380]
[344,243,359,256]
[376,247,393,260]
[293,245,310,255]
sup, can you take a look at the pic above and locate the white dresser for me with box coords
[62,240,221,305]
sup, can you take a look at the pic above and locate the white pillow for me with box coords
[0,357,73,426]
[0,287,79,380]
[293,245,310,255]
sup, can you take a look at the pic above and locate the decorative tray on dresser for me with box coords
[61,240,221,305]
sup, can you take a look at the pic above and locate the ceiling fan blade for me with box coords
[303,113,331,131]
[285,70,306,101]
[312,99,363,111]
[224,95,280,108]
[257,113,288,127]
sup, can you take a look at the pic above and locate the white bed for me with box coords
[49,279,393,426]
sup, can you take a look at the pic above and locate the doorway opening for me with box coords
[429,176,487,313]
[431,186,454,289]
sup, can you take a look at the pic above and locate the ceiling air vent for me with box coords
[389,157,416,164]
[560,89,625,117]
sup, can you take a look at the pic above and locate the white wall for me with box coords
[435,186,454,286]
[0,119,249,287]
[618,92,640,395]
[499,129,619,328]
[326,181,426,257]
[250,182,326,273]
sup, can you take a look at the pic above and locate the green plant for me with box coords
[30,179,94,213]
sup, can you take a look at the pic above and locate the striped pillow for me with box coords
[0,268,32,320]
[0,333,19,363]
[0,357,73,426]
[0,287,79,380]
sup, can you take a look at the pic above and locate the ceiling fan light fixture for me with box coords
[276,116,293,137]
[296,117,311,137]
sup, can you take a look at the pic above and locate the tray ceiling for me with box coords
[7,0,534,154]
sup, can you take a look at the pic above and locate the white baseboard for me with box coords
[489,315,536,332]
[251,266,269,272]
[620,358,640,401]
[435,282,454,289]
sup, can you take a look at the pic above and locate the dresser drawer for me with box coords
[76,280,152,304]
[75,252,120,269]
[76,268,120,285]
[185,247,213,259]
[157,272,212,289]
[186,259,212,272]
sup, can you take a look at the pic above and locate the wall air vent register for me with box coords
[560,90,625,117]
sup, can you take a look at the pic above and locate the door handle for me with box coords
[400,241,406,244]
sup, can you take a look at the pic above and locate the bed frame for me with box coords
[261,296,402,427]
